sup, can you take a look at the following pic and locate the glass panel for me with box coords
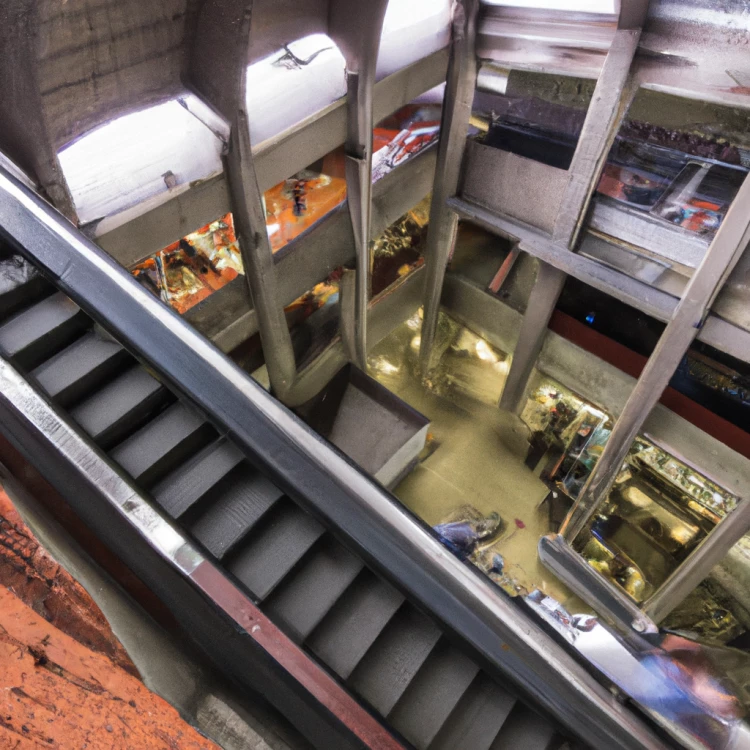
[596,139,688,209]
[371,107,441,181]
[131,214,242,315]
[651,163,746,236]
[516,370,740,606]
[593,89,750,244]
[540,417,739,603]
[59,100,223,223]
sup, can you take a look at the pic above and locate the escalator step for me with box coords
[153,439,245,518]
[489,704,559,750]
[388,639,480,749]
[429,672,516,750]
[71,365,170,448]
[32,329,129,407]
[0,257,51,320]
[307,569,404,680]
[110,401,216,487]
[189,468,284,559]
[0,292,88,369]
[228,499,323,600]
[264,537,364,643]
[348,604,441,717]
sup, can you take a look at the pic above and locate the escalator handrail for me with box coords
[0,165,665,750]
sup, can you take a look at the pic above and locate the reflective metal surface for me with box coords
[539,533,658,634]
[525,588,750,750]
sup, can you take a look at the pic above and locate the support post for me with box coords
[330,0,388,368]
[498,27,642,413]
[225,116,298,397]
[419,0,479,374]
[499,263,567,411]
[561,172,750,543]
[184,0,300,401]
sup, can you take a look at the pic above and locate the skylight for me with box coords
[245,34,346,146]
[59,100,223,224]
[377,0,452,80]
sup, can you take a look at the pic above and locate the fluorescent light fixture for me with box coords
[59,100,223,224]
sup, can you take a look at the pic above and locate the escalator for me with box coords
[0,253,564,750]
[0,169,664,749]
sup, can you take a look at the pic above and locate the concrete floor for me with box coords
[369,309,581,607]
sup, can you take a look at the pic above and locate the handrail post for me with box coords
[419,0,479,374]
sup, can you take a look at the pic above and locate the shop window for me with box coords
[371,196,430,296]
[265,172,347,253]
[594,90,750,240]
[264,101,441,254]
[131,214,242,315]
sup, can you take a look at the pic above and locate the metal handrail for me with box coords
[0,165,665,750]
